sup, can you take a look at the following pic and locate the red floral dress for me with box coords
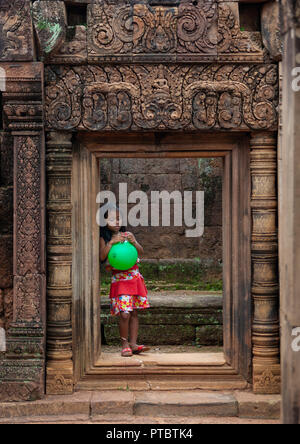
[105,258,150,316]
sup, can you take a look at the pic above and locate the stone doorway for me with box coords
[0,0,282,402]
[46,131,254,392]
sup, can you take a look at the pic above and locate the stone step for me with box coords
[0,415,280,424]
[0,391,281,422]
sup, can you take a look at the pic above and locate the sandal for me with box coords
[121,347,133,357]
[120,337,133,357]
[131,345,151,355]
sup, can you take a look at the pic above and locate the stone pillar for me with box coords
[0,63,46,401]
[46,132,74,395]
[250,132,280,394]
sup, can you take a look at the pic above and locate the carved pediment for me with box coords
[88,0,263,63]
[20,0,267,64]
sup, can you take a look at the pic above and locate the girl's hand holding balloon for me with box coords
[125,232,137,244]
[110,233,126,246]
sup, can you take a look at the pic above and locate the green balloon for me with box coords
[108,241,138,271]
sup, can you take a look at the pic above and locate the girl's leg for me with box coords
[129,310,139,351]
[119,311,131,350]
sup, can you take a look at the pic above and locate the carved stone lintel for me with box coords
[250,132,280,394]
[45,64,279,132]
[46,131,74,395]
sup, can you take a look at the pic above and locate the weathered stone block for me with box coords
[100,158,112,184]
[134,391,238,418]
[234,391,281,419]
[32,1,67,57]
[119,159,181,175]
[111,174,182,197]
[196,325,223,346]
[261,2,282,61]
[104,324,196,345]
[102,308,222,327]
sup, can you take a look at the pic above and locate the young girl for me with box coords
[100,204,151,357]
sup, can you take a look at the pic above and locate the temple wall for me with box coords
[100,157,223,262]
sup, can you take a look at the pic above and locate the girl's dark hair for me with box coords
[100,203,127,263]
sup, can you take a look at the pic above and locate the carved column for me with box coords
[0,63,46,401]
[46,132,74,394]
[250,132,280,394]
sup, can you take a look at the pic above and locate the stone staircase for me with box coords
[0,390,281,424]
[101,291,223,347]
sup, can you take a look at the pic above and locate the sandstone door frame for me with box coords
[0,65,280,400]
[68,131,252,391]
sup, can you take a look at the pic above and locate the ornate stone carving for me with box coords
[177,0,217,61]
[0,63,46,402]
[133,3,178,60]
[86,0,265,63]
[0,0,34,61]
[46,373,73,395]
[3,104,43,131]
[15,136,43,277]
[250,132,280,394]
[47,26,87,65]
[88,0,134,63]
[45,64,278,132]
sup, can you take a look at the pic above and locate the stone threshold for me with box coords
[94,352,226,368]
[0,390,281,423]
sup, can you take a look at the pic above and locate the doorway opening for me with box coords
[72,132,251,391]
[99,156,223,360]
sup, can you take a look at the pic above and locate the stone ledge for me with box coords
[101,291,223,309]
[234,391,281,419]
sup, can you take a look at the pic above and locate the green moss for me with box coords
[100,259,223,294]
